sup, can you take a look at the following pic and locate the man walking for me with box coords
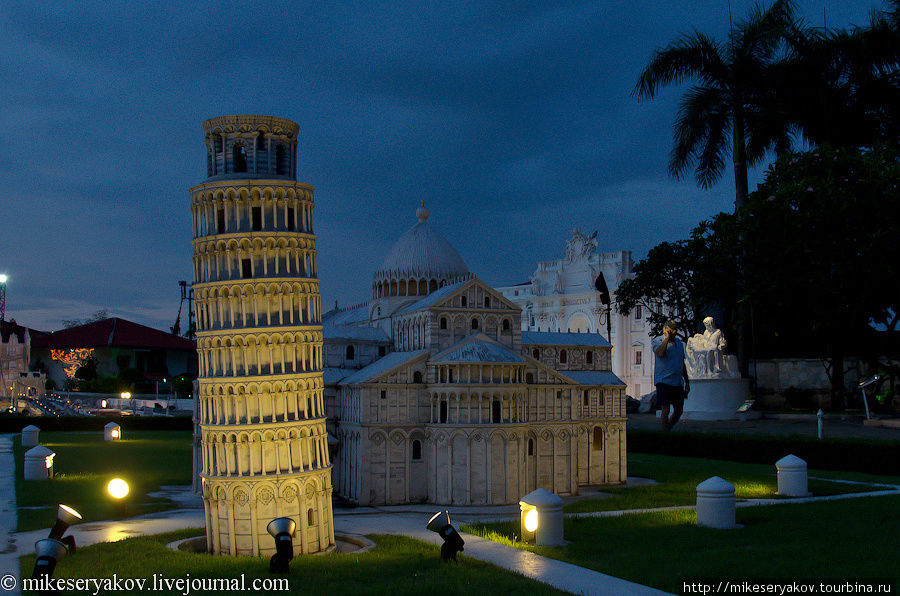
[652,320,690,430]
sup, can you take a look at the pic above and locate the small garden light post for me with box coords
[426,511,464,562]
[266,517,296,574]
[104,422,121,441]
[519,488,564,546]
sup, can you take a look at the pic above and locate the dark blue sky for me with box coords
[0,1,879,332]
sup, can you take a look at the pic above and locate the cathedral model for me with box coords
[190,115,334,555]
[323,203,627,505]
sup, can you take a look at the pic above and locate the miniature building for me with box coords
[324,205,627,506]
[496,231,654,400]
[191,115,334,555]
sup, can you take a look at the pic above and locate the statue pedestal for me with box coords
[682,378,750,421]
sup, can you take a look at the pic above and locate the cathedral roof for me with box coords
[521,331,611,348]
[373,203,470,283]
[433,335,524,364]
[323,323,389,342]
[340,350,429,385]
[397,279,470,314]
[557,370,625,386]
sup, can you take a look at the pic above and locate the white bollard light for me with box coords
[24,446,55,480]
[104,422,122,441]
[776,454,811,497]
[696,476,738,529]
[519,488,565,546]
[22,425,40,447]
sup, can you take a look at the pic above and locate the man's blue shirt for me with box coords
[652,335,685,387]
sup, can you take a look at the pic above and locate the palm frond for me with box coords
[668,85,730,186]
[633,31,727,99]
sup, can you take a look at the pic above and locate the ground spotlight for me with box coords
[48,504,82,548]
[107,478,129,499]
[32,538,69,579]
[426,510,464,562]
[266,517,296,574]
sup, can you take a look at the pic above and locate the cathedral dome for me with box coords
[372,202,470,299]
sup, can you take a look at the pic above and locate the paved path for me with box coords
[0,436,20,596]
[628,413,900,441]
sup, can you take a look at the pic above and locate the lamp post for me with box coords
[121,391,134,415]
[0,274,8,411]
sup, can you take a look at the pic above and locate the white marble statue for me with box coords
[685,317,739,379]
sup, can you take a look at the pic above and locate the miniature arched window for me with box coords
[526,373,534,383]
[411,440,422,460]
[528,438,534,456]
[257,130,267,150]
[592,427,603,450]
[556,390,562,399]
[345,345,355,360]
[559,349,567,364]
[583,390,590,406]
[232,142,247,172]
[586,350,593,364]
[502,319,510,331]
[213,134,223,152]
[448,369,454,383]
[275,145,285,174]
[491,400,501,423]
[439,401,448,423]
[471,318,479,330]
[413,371,423,383]
[440,317,447,329]
[461,296,467,307]
[532,349,539,359]
[307,507,315,526]
[484,296,491,308]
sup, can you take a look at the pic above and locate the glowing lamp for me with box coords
[120,392,132,399]
[426,510,465,562]
[0,274,7,283]
[100,400,107,408]
[49,504,82,547]
[519,488,564,546]
[45,456,53,469]
[107,478,129,499]
[524,508,538,533]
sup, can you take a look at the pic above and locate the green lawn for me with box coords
[14,431,192,531]
[19,530,567,596]
[563,452,898,513]
[466,494,900,594]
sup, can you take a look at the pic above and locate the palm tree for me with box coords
[776,0,900,148]
[634,0,797,210]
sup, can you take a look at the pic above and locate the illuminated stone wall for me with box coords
[191,115,334,556]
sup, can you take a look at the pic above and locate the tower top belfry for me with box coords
[202,114,300,181]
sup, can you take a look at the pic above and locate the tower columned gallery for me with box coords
[190,115,334,555]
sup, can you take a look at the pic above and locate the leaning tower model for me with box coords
[190,115,334,556]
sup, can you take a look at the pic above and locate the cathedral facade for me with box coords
[495,230,655,401]
[323,204,626,506]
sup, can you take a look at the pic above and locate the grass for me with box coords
[14,431,192,531]
[562,452,898,513]
[19,530,568,595]
[466,494,900,594]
